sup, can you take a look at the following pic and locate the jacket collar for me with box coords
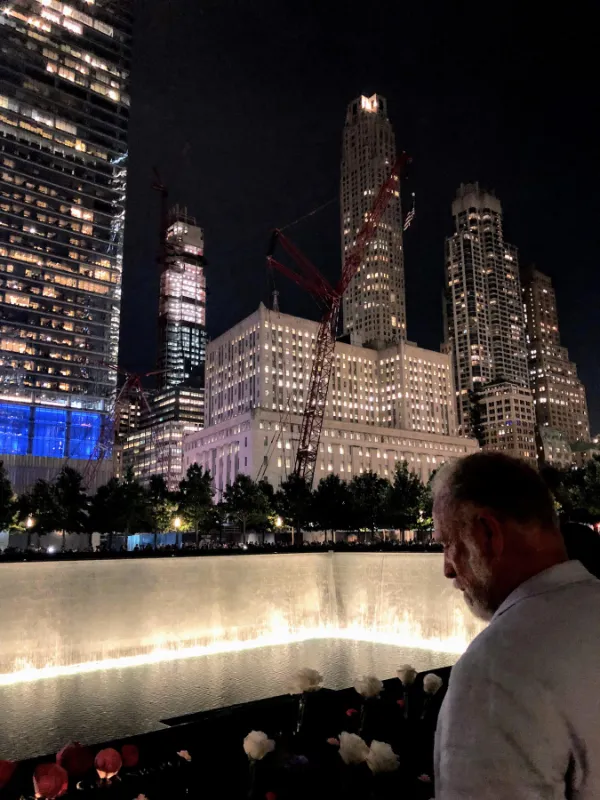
[493,560,594,621]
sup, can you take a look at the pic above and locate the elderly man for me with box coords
[433,452,600,799]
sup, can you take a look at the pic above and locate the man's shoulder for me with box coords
[452,575,600,684]
[450,624,498,681]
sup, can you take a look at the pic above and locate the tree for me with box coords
[554,457,600,523]
[89,470,152,550]
[416,469,437,541]
[198,502,226,540]
[179,464,214,547]
[387,461,424,541]
[19,478,60,548]
[223,474,270,540]
[275,474,313,545]
[54,466,88,550]
[0,460,15,532]
[349,471,389,541]
[89,478,122,550]
[312,474,352,541]
[148,475,177,549]
[118,468,153,536]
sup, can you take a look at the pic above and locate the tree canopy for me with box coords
[6,453,600,548]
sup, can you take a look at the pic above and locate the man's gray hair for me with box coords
[432,452,557,529]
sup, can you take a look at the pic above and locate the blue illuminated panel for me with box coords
[0,403,30,456]
[32,408,67,458]
[69,411,102,459]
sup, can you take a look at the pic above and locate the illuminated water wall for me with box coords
[0,553,485,685]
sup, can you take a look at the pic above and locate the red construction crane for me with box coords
[267,153,410,487]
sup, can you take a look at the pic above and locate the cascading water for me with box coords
[0,553,484,683]
[0,553,486,759]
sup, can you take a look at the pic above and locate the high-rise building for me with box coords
[0,0,132,492]
[122,386,205,490]
[521,266,589,457]
[158,206,206,390]
[341,94,405,348]
[184,304,477,498]
[445,183,535,461]
[123,206,207,489]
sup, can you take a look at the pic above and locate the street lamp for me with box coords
[26,515,34,529]
[275,516,283,528]
[173,516,181,530]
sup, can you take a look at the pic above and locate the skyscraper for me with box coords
[445,183,536,461]
[122,206,206,489]
[0,0,132,491]
[158,206,207,390]
[522,266,589,454]
[341,94,405,348]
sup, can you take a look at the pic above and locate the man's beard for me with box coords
[462,588,494,622]
[462,557,496,622]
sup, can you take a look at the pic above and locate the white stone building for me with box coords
[183,305,478,496]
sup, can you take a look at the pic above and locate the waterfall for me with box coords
[0,553,484,684]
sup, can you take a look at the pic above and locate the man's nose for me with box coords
[443,553,456,580]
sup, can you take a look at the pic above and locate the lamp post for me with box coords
[25,515,34,550]
[173,516,182,549]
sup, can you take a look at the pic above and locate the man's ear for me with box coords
[474,510,504,560]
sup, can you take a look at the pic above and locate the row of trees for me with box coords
[0,459,430,546]
[3,455,600,548]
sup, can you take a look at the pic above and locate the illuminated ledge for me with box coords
[0,626,468,687]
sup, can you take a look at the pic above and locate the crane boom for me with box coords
[268,153,410,487]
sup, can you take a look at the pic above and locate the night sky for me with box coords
[120,0,599,428]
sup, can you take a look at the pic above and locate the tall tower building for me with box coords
[445,183,535,461]
[522,266,589,453]
[341,94,405,348]
[158,206,207,390]
[123,206,207,490]
[0,0,132,492]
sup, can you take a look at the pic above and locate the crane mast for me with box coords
[267,153,410,487]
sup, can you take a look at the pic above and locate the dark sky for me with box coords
[121,0,599,428]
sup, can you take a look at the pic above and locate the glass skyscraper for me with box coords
[0,0,132,491]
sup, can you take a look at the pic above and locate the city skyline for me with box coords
[121,1,598,430]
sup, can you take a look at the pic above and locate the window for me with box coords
[69,411,101,459]
[0,402,30,455]
[32,407,67,458]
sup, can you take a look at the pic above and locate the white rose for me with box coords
[354,674,383,698]
[243,730,275,761]
[366,740,400,774]
[290,667,323,694]
[397,664,417,685]
[423,673,443,695]
[338,732,369,765]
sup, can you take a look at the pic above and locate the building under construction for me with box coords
[121,207,207,489]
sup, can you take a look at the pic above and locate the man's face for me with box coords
[433,495,496,622]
